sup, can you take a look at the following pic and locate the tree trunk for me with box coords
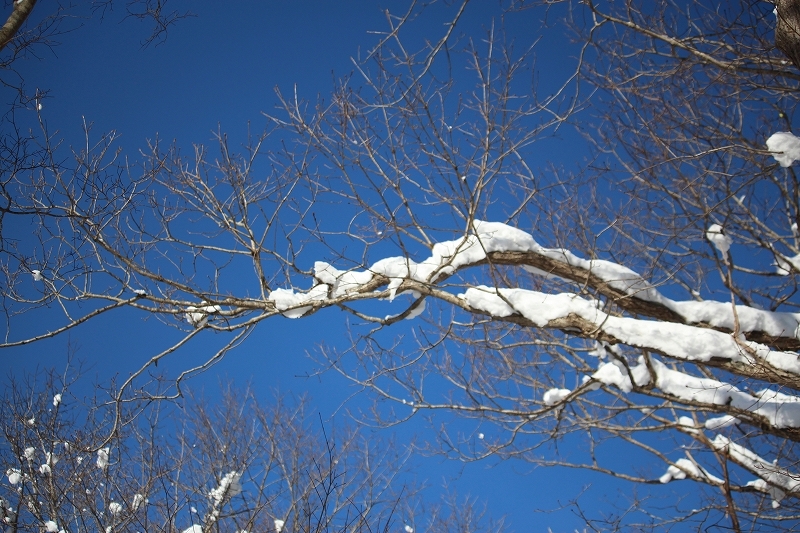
[776,0,800,69]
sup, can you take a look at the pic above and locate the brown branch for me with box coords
[482,251,800,351]
[777,0,800,70]
[0,0,37,52]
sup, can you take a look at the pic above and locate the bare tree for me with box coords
[3,0,800,530]
[1,370,500,533]
[0,0,189,60]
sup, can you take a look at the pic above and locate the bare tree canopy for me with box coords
[3,0,800,530]
[0,373,499,533]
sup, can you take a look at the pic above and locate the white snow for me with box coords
[209,471,242,506]
[767,131,800,167]
[281,222,800,345]
[53,393,62,407]
[313,221,537,302]
[714,435,799,507]
[705,415,740,431]
[404,296,426,320]
[460,285,800,391]
[706,224,732,258]
[181,527,203,533]
[185,303,223,327]
[591,360,649,393]
[132,494,145,511]
[590,355,800,428]
[6,469,20,485]
[543,388,571,405]
[24,447,35,461]
[659,458,722,484]
[274,519,285,532]
[774,252,800,275]
[405,525,414,533]
[38,464,51,475]
[268,285,328,318]
[97,448,110,470]
[109,502,123,515]
[45,520,59,532]
[133,289,147,296]
[314,262,374,296]
[31,270,42,281]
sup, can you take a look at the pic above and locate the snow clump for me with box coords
[209,471,242,506]
[6,469,21,485]
[767,132,800,167]
[97,448,110,470]
[185,303,223,328]
[132,493,146,511]
[542,388,571,406]
[706,224,732,258]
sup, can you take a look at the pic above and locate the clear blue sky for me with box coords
[4,2,676,531]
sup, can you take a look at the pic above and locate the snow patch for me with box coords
[714,435,799,508]
[706,224,732,258]
[542,388,571,405]
[767,131,800,167]
[705,415,740,431]
[6,469,20,485]
[209,471,243,506]
[185,303,223,327]
[269,285,328,318]
[97,448,110,470]
[659,458,722,484]
[132,493,146,511]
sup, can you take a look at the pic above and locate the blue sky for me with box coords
[3,2,683,531]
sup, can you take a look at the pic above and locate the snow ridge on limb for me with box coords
[459,285,800,392]
[266,222,800,394]
[711,435,800,508]
[293,221,800,347]
[589,355,800,435]
[657,428,800,510]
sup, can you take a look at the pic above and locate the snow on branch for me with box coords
[767,131,800,167]
[712,435,800,507]
[659,457,723,485]
[277,221,800,349]
[590,355,800,430]
[461,285,800,391]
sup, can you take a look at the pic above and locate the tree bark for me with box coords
[0,0,37,52]
[776,0,800,69]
